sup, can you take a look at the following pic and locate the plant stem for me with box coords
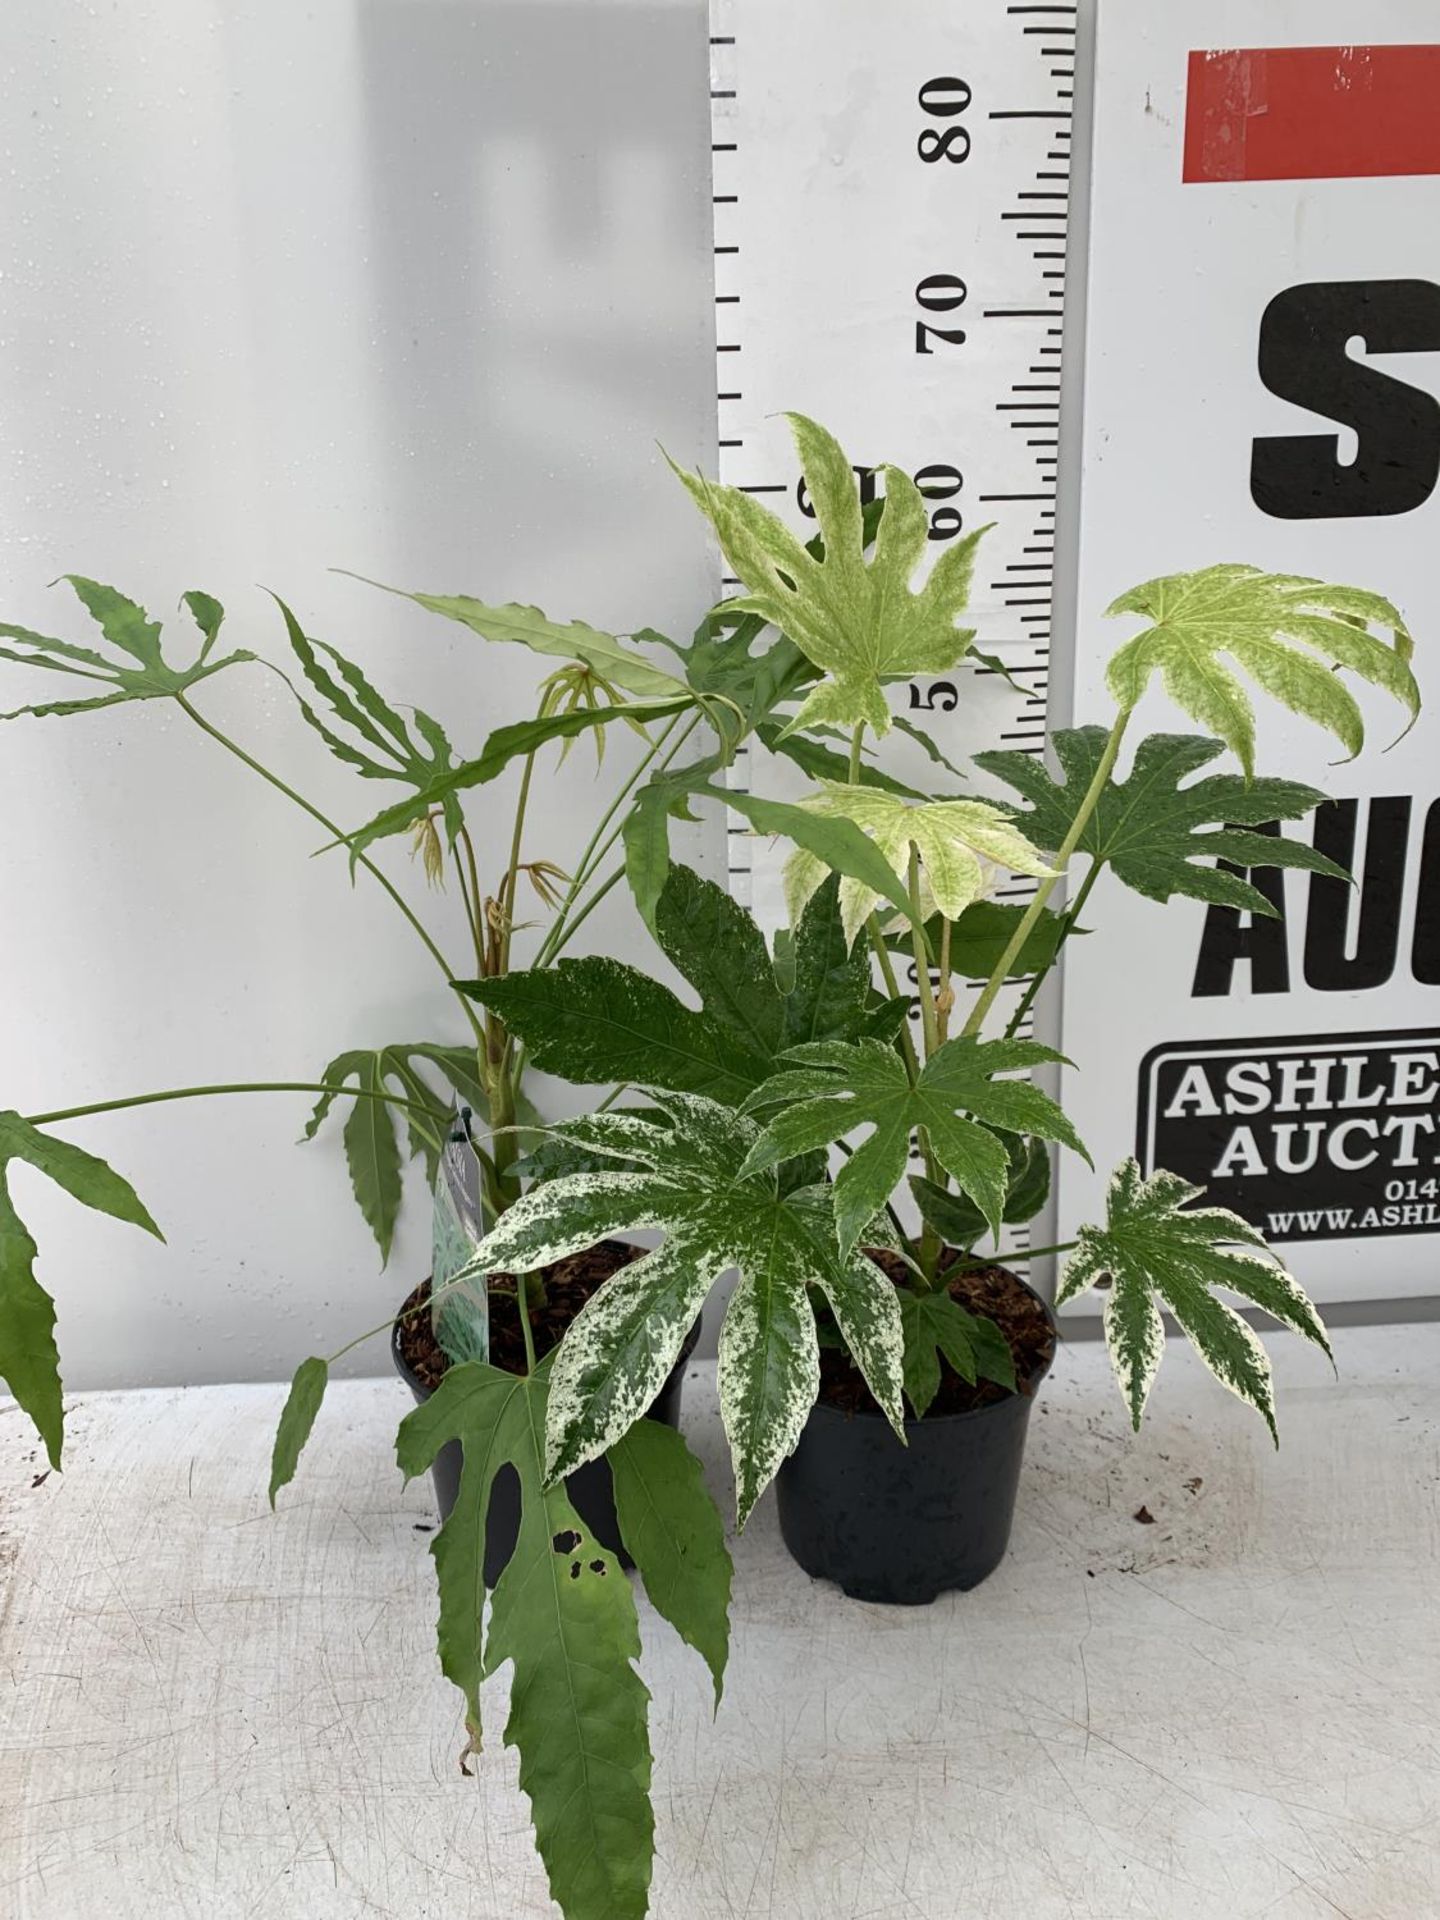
[866,917,922,1085]
[961,708,1130,1040]
[907,848,940,1063]
[532,712,694,969]
[517,1276,538,1374]
[952,1238,1077,1269]
[935,914,955,1045]
[1004,858,1103,1041]
[847,722,865,784]
[453,825,487,974]
[25,1081,443,1130]
[175,693,483,1044]
[497,750,538,977]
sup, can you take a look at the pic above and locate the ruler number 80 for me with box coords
[917,76,970,164]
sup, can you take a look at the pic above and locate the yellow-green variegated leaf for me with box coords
[778,782,1055,949]
[670,413,989,738]
[397,1359,654,1920]
[447,1091,904,1525]
[1057,1159,1333,1439]
[1104,565,1419,778]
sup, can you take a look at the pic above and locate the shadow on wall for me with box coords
[354,0,715,593]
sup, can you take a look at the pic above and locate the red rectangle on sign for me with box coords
[1184,44,1440,183]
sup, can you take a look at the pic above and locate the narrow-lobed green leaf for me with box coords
[609,1418,733,1707]
[0,1172,63,1471]
[399,1361,655,1919]
[341,698,689,860]
[0,578,254,717]
[341,1055,405,1263]
[0,1112,163,1239]
[268,1356,329,1506]
[355,575,691,702]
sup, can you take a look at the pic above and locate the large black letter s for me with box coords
[1251,279,1440,519]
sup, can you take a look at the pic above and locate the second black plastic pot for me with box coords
[776,1270,1055,1605]
[394,1306,702,1587]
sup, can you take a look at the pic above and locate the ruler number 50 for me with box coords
[917,76,970,164]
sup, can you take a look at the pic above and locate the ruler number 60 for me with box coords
[917,76,970,164]
[915,274,967,354]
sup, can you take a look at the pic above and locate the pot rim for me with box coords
[817,1262,1057,1429]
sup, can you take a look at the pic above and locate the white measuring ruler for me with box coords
[708,0,1078,1036]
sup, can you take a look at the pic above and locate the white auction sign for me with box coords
[1058,3,1440,1302]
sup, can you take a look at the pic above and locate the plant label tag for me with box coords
[430,1107,490,1365]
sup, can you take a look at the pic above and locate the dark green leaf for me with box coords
[900,1288,1016,1417]
[0,1174,62,1471]
[654,862,786,1056]
[268,1356,329,1505]
[910,1135,1051,1248]
[398,1360,654,1919]
[609,1418,732,1706]
[743,1035,1084,1252]
[0,1112,163,1470]
[978,729,1349,917]
[467,868,898,1107]
[887,901,1071,979]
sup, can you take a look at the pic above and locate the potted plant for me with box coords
[0,570,747,1919]
[0,412,1419,1920]
[450,411,1419,1623]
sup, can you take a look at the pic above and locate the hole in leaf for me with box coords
[569,1561,581,1580]
[552,1529,582,1554]
[589,1558,607,1576]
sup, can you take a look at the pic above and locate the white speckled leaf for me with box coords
[544,1226,726,1482]
[1062,1157,1331,1440]
[718,1246,821,1529]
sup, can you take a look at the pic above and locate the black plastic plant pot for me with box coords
[393,1307,702,1588]
[776,1273,1056,1606]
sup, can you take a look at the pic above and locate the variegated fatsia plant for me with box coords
[0,412,1420,1920]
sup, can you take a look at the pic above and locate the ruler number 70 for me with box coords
[915,80,969,355]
